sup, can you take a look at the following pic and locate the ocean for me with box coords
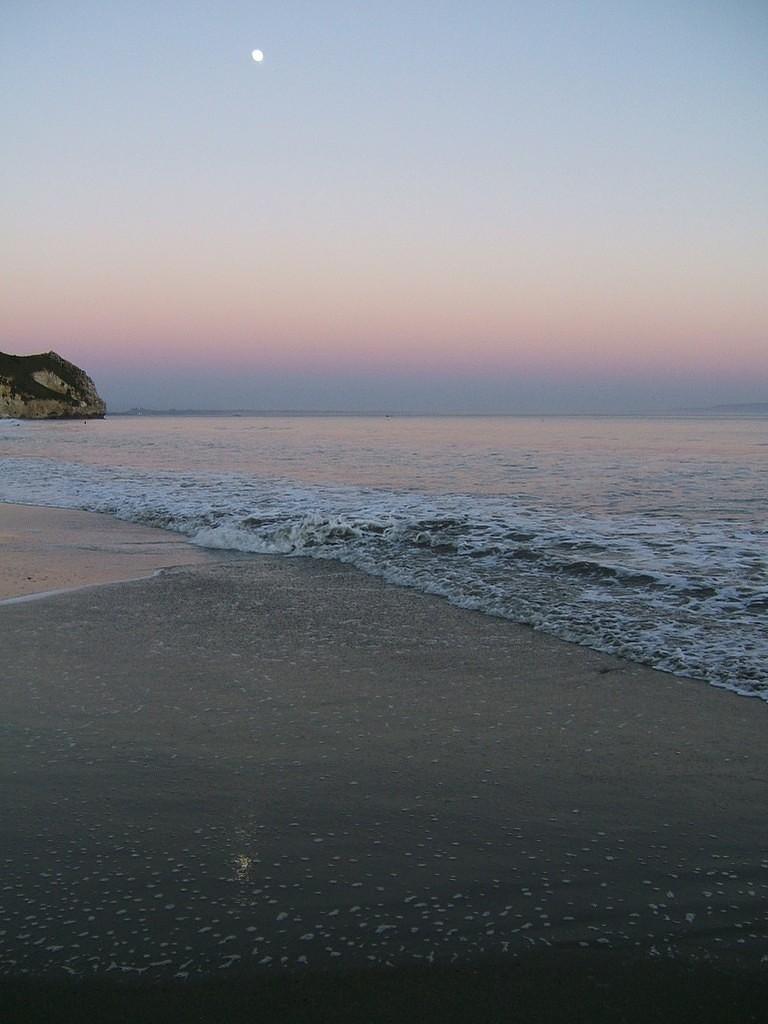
[1,413,765,700]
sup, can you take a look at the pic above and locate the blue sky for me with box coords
[2,1,767,411]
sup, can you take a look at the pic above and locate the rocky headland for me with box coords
[0,350,106,418]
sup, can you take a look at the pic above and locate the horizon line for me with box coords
[108,403,768,419]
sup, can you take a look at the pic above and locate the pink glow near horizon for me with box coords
[2,2,766,410]
[4,258,766,382]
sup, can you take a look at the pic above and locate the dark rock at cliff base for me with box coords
[0,350,106,419]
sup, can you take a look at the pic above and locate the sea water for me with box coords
[1,413,765,699]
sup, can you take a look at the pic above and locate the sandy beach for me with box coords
[0,503,223,601]
[1,503,766,1021]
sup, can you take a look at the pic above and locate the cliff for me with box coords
[0,351,106,419]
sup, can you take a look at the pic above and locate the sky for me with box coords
[2,0,767,413]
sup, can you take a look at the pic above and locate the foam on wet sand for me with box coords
[0,505,766,1021]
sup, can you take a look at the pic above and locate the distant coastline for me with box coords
[110,404,768,418]
[681,401,768,414]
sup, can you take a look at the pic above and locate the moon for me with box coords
[251,49,264,63]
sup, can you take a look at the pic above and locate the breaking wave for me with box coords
[1,455,765,700]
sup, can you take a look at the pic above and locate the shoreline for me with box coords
[0,502,227,601]
[1,504,766,1018]
[2,500,761,703]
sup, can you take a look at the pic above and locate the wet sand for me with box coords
[0,502,222,601]
[0,506,766,1020]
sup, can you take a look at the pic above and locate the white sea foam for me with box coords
[1,448,765,700]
